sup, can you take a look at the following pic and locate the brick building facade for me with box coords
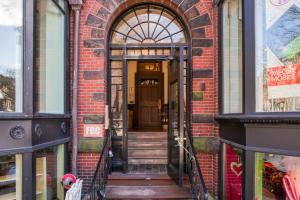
[72,0,220,196]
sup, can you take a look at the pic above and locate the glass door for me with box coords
[168,47,184,186]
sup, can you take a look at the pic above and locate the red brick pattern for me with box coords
[70,0,220,196]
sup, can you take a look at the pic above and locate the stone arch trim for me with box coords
[83,0,213,57]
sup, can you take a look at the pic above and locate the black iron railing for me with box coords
[183,130,209,200]
[85,130,111,200]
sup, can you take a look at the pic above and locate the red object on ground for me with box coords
[61,173,77,190]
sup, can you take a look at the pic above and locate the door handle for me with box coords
[157,99,162,112]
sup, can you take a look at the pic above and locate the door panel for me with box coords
[137,74,163,127]
[168,47,184,186]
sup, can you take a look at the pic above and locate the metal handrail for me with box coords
[183,129,209,200]
[84,130,111,200]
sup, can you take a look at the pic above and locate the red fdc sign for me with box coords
[267,64,300,86]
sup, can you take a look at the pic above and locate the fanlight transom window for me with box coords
[111,5,186,44]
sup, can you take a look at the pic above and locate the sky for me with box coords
[0,0,22,76]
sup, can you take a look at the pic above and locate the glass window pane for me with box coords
[111,5,186,44]
[126,37,140,44]
[115,21,131,36]
[112,32,125,44]
[157,37,172,44]
[112,77,122,84]
[36,146,64,200]
[133,26,145,39]
[149,49,156,55]
[111,84,123,120]
[111,61,122,69]
[123,10,138,27]
[149,6,161,23]
[159,10,174,27]
[134,49,142,56]
[152,25,164,39]
[57,0,65,10]
[156,30,170,42]
[222,0,243,113]
[56,145,64,200]
[157,49,163,55]
[112,69,122,76]
[0,155,22,199]
[149,22,157,38]
[111,49,123,56]
[36,0,65,114]
[255,0,300,112]
[0,0,23,112]
[255,152,300,200]
[136,8,148,23]
[127,49,135,56]
[224,144,244,200]
[140,23,149,38]
[128,30,142,42]
[172,31,186,43]
[168,22,181,35]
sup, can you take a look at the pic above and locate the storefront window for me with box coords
[224,144,244,200]
[0,155,22,199]
[0,0,23,112]
[255,153,300,200]
[36,0,65,114]
[222,0,243,113]
[255,0,300,112]
[36,145,64,200]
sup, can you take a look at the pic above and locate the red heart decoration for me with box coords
[230,162,243,177]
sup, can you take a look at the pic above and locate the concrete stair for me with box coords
[128,132,168,165]
[106,173,193,200]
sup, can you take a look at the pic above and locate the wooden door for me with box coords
[136,73,163,128]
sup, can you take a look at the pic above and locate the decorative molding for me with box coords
[216,115,300,124]
[34,124,43,137]
[61,122,67,134]
[9,126,25,140]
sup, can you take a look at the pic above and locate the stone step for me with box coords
[128,138,168,143]
[108,173,174,186]
[128,158,168,165]
[128,141,167,149]
[128,132,167,134]
[128,149,167,158]
[128,132,167,140]
[106,185,192,199]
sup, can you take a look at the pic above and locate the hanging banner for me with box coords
[267,64,300,86]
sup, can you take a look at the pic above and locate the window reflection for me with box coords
[255,153,300,200]
[36,0,65,114]
[255,0,300,112]
[111,5,186,44]
[0,0,23,112]
[0,155,22,199]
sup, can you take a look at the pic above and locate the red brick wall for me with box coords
[70,0,219,196]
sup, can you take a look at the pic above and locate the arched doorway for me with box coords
[108,4,190,186]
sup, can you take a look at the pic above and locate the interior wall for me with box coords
[127,61,137,104]
[162,61,168,105]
